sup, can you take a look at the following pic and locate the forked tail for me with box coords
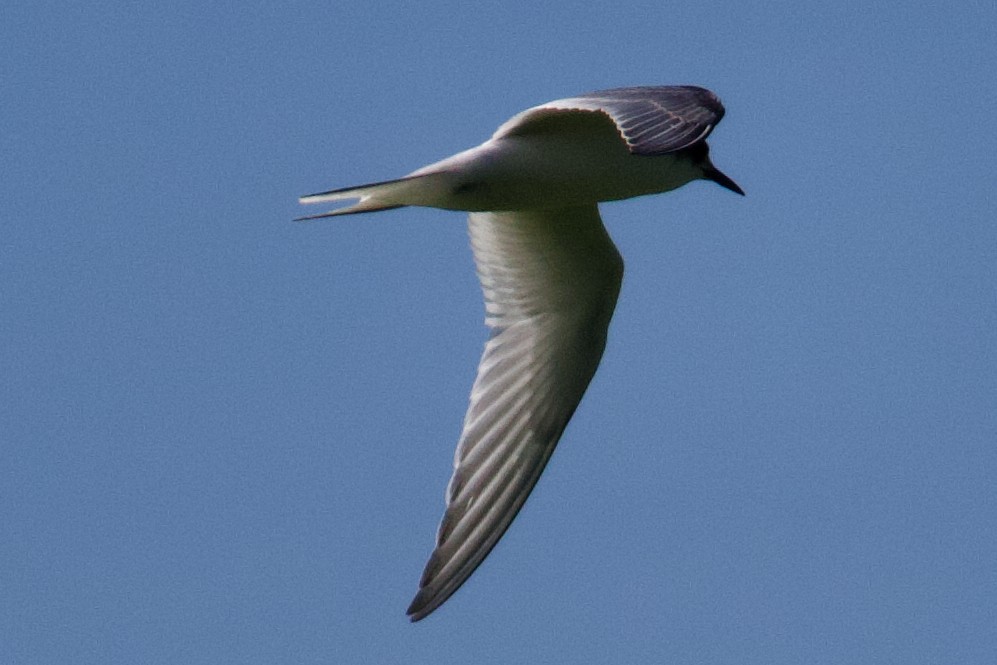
[296,173,444,220]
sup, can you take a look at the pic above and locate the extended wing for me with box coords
[407,205,624,621]
[493,85,725,156]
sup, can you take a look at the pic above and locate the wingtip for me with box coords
[406,593,434,622]
[406,573,458,622]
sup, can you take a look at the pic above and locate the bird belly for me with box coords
[404,135,700,212]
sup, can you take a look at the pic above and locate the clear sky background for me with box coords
[3,2,995,664]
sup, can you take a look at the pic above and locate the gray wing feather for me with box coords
[493,85,725,156]
[406,205,623,621]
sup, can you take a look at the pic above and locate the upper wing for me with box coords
[493,85,726,156]
[407,205,624,621]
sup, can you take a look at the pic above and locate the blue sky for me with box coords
[3,1,995,663]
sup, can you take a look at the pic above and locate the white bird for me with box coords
[298,85,743,621]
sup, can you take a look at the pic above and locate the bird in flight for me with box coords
[298,85,743,621]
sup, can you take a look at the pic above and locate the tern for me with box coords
[298,85,743,621]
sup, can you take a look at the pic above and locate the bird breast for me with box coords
[405,133,702,213]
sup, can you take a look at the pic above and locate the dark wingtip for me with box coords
[406,593,433,622]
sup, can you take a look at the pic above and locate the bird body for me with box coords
[405,117,703,211]
[298,85,742,621]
